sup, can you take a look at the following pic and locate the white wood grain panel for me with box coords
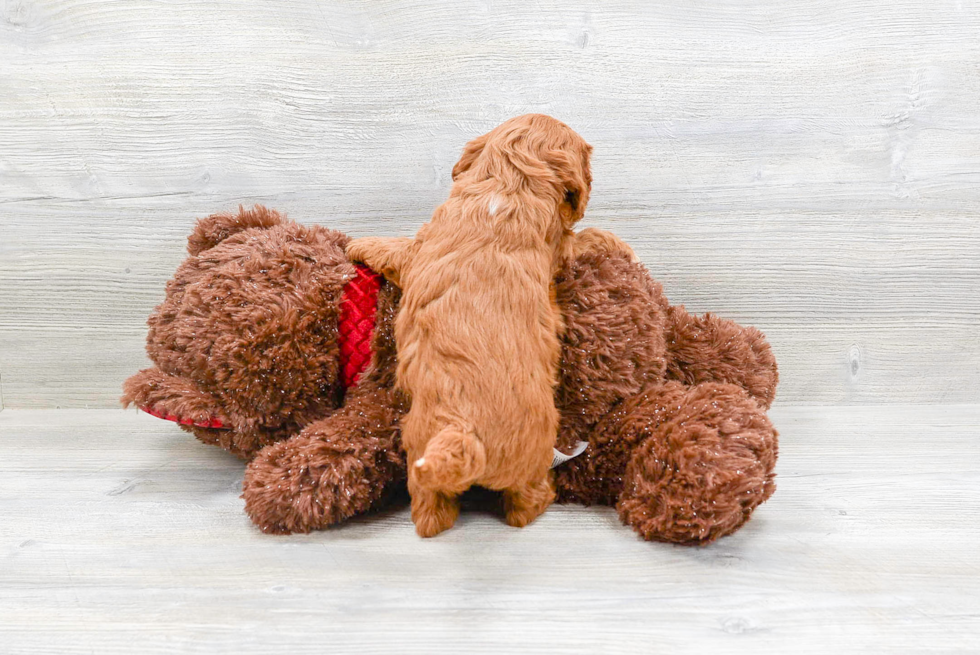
[1,405,978,653]
[1,0,979,406]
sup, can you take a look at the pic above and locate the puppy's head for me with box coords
[452,114,593,227]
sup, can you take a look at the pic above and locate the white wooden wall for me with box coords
[1,0,978,408]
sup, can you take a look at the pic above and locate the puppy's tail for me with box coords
[413,427,486,494]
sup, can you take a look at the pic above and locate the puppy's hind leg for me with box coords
[503,473,556,529]
[408,474,460,538]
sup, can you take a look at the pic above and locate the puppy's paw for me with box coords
[414,511,455,538]
[411,495,460,538]
[345,237,381,265]
[503,477,555,529]
[345,236,412,286]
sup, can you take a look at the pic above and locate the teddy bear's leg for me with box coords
[241,382,407,534]
[608,381,778,545]
[345,236,415,287]
[664,305,779,409]
[503,474,556,528]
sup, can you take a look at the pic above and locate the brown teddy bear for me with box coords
[123,205,779,544]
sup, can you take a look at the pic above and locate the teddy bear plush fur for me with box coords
[122,205,779,545]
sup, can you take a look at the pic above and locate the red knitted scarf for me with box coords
[141,264,382,430]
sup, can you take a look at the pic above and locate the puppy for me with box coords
[348,114,601,537]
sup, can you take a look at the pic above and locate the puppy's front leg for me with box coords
[346,236,415,287]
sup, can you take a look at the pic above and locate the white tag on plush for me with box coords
[551,441,589,468]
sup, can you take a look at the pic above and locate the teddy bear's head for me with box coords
[123,206,366,456]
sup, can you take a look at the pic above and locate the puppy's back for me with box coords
[396,211,561,489]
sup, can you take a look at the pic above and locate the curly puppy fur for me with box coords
[346,115,595,536]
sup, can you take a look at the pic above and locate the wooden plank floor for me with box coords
[1,405,978,653]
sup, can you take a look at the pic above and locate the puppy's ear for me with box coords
[544,143,592,224]
[451,132,490,181]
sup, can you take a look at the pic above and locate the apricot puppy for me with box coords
[347,114,596,537]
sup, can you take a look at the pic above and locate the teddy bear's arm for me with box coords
[242,381,407,534]
[346,236,416,287]
[561,227,638,266]
[663,304,779,409]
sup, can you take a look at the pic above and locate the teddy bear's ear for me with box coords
[451,132,490,181]
[188,205,284,256]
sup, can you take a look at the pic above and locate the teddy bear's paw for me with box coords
[242,432,388,534]
[614,382,778,545]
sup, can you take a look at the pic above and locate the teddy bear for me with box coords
[123,205,779,545]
